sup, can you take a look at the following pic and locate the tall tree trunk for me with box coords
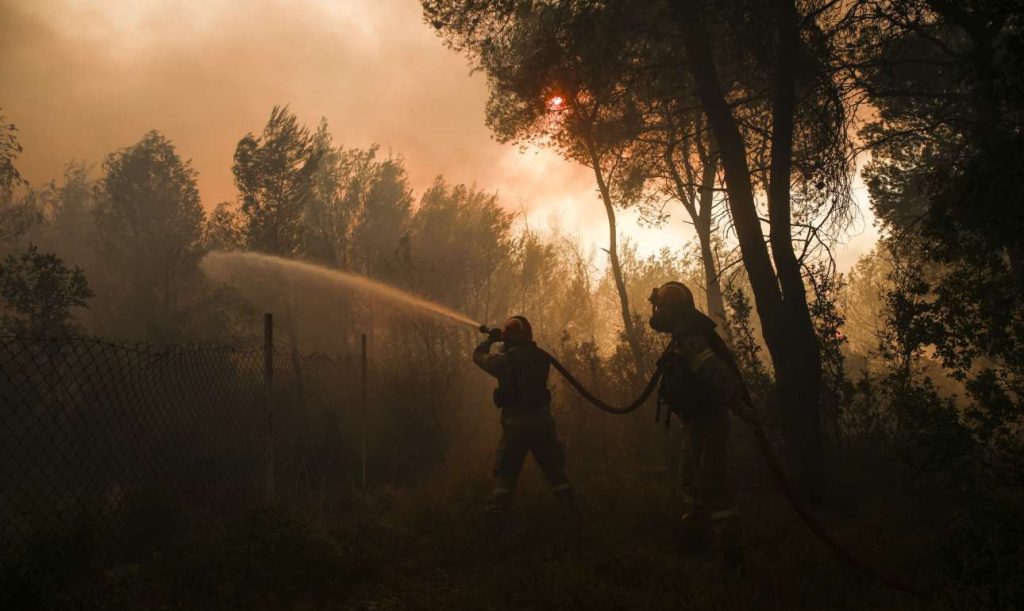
[665,141,728,332]
[674,0,824,494]
[694,126,729,333]
[695,221,727,330]
[766,0,824,495]
[586,142,648,378]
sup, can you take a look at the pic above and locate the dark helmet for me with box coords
[649,281,695,333]
[503,315,533,342]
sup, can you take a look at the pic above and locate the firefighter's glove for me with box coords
[487,328,503,343]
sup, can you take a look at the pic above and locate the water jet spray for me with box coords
[200,251,484,331]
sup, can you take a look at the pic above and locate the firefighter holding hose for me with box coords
[649,281,745,551]
[466,291,924,593]
[473,316,577,518]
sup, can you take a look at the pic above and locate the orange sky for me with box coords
[0,0,877,269]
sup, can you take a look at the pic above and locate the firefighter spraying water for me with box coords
[201,254,923,596]
[472,316,577,518]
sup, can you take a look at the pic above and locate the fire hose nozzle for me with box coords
[479,325,503,341]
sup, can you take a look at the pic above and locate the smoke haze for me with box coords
[0,0,875,265]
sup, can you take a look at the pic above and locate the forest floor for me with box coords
[4,445,969,611]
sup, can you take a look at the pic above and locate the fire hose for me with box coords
[479,326,928,598]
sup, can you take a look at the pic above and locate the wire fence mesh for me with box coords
[0,334,363,568]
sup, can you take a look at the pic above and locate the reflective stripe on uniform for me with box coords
[710,508,739,521]
[689,348,716,373]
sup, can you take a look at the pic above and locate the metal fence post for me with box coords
[361,332,368,491]
[264,313,275,501]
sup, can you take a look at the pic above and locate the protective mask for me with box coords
[649,307,674,333]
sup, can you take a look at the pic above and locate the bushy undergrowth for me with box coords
[4,260,1021,609]
[2,415,1004,611]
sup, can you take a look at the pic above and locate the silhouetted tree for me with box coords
[204,202,245,252]
[857,0,1024,282]
[669,0,861,492]
[856,0,1024,449]
[0,110,23,204]
[95,131,205,339]
[0,244,93,337]
[352,155,413,279]
[410,177,513,321]
[424,0,858,491]
[28,162,97,274]
[641,112,730,331]
[0,113,38,246]
[424,1,658,375]
[302,123,375,269]
[233,105,321,256]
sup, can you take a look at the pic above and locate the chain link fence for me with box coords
[0,331,364,568]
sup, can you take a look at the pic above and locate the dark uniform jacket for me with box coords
[473,339,553,427]
[658,310,746,420]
